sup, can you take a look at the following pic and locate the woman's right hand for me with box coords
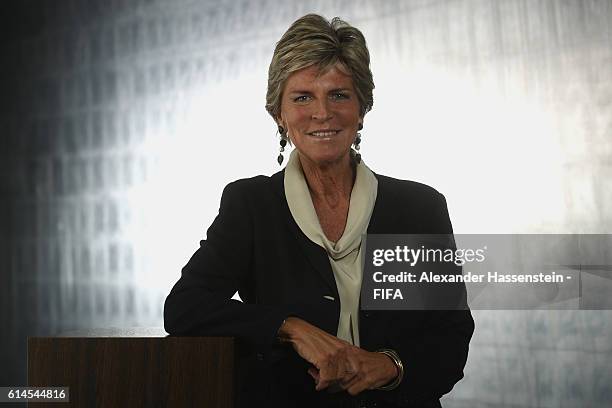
[277,317,354,391]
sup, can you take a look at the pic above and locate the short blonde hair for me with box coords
[266,14,374,121]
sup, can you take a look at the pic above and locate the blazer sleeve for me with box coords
[163,180,290,346]
[379,191,475,407]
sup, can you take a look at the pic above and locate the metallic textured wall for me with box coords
[1,0,611,406]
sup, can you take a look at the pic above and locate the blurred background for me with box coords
[1,0,611,406]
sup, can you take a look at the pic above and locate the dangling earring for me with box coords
[354,123,363,164]
[277,125,288,165]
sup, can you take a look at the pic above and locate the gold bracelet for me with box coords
[375,349,404,391]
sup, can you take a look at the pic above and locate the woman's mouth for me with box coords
[308,130,340,138]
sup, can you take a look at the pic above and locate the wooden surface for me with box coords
[28,336,234,407]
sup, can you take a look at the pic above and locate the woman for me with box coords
[164,14,474,408]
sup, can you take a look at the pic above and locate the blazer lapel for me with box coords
[270,171,339,296]
[367,173,410,234]
[367,173,387,234]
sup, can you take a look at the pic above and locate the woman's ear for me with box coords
[276,116,285,135]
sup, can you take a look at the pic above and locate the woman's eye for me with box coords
[331,93,349,100]
[294,95,310,102]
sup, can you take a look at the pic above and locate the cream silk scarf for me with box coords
[284,149,378,346]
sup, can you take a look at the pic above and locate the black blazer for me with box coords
[164,170,474,408]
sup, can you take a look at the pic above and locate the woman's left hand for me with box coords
[308,347,399,395]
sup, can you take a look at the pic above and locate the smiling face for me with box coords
[278,63,362,168]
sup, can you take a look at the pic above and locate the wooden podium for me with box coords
[28,329,234,407]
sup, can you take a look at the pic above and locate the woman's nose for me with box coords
[311,99,332,121]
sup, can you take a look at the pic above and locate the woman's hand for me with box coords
[340,348,398,395]
[278,317,399,394]
[308,347,398,395]
[278,317,354,390]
